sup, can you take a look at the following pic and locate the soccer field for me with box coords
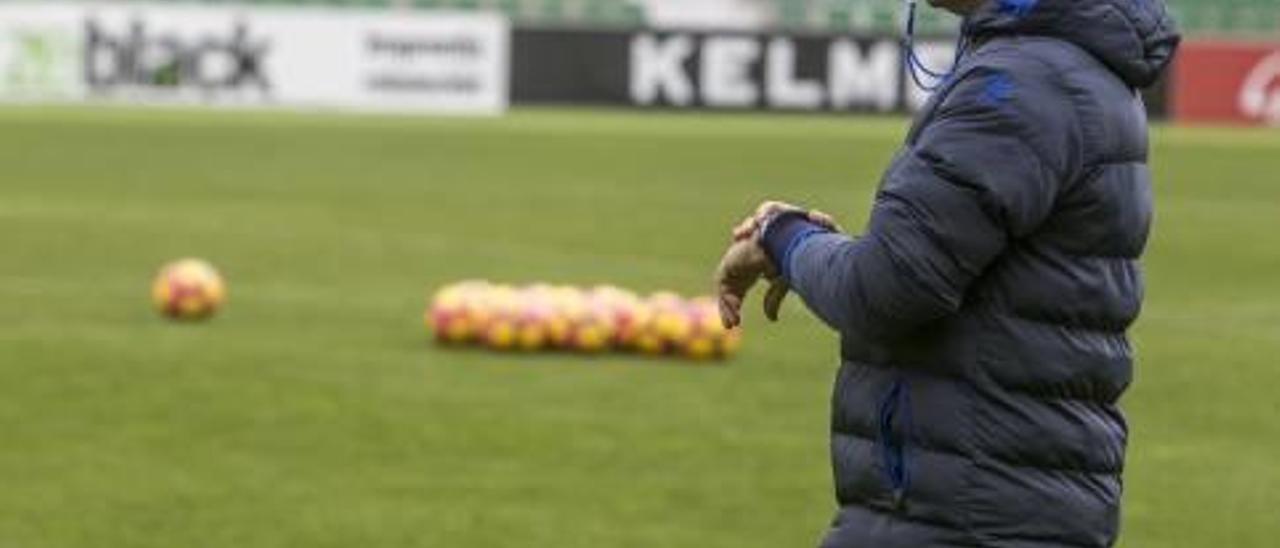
[0,106,1277,548]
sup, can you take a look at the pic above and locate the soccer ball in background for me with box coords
[679,297,741,360]
[426,280,489,345]
[152,258,226,321]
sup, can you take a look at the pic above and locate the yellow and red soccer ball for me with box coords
[678,297,741,360]
[569,303,616,353]
[426,280,492,345]
[152,258,226,321]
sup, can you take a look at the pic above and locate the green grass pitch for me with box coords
[0,106,1277,547]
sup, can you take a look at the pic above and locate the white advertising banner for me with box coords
[0,3,509,114]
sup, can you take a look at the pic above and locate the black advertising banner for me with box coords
[511,28,1171,119]
[511,29,631,105]
[512,28,959,113]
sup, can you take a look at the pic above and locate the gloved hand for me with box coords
[713,238,787,329]
[716,201,843,328]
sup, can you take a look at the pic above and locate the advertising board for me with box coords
[0,3,509,114]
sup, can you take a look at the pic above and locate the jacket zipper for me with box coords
[877,377,912,510]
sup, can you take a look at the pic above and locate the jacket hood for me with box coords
[965,0,1181,88]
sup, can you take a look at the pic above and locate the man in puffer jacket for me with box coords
[713,0,1179,546]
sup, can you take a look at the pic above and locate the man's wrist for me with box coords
[757,211,829,282]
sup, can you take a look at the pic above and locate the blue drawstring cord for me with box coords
[898,381,913,504]
[902,0,970,92]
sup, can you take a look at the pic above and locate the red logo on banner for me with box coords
[1174,41,1280,125]
[1240,51,1280,125]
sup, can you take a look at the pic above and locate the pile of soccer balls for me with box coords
[426,281,741,361]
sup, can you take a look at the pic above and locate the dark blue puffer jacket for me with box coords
[761,1,1179,546]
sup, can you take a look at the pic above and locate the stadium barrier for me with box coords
[1174,39,1280,126]
[0,2,509,114]
[17,4,1261,124]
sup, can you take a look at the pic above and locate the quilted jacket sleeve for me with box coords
[769,61,1084,340]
